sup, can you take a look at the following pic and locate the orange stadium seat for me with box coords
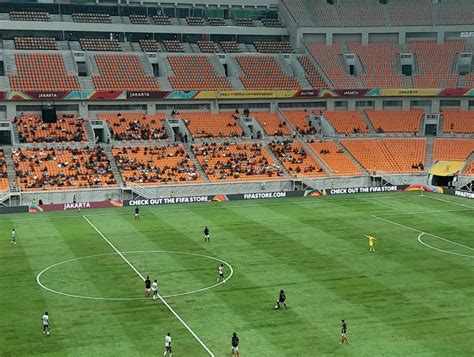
[309,141,362,176]
[253,112,292,136]
[268,141,325,177]
[98,112,168,141]
[365,109,423,133]
[442,110,474,134]
[323,111,368,134]
[178,112,242,138]
[463,161,474,175]
[282,110,318,135]
[297,56,328,89]
[0,150,8,191]
[432,139,474,161]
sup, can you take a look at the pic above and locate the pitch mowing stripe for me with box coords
[82,216,216,357]
[422,193,474,209]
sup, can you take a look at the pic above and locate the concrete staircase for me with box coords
[297,138,332,176]
[438,114,445,134]
[228,77,244,90]
[335,138,369,174]
[275,54,294,76]
[425,136,434,170]
[78,77,95,91]
[157,77,173,91]
[263,143,293,179]
[360,110,376,134]
[457,74,466,88]
[209,54,226,76]
[103,146,124,187]
[84,120,97,144]
[138,53,155,76]
[4,52,17,75]
[11,124,20,144]
[0,77,10,90]
[158,55,174,77]
[290,56,313,89]
[405,75,414,88]
[2,147,17,184]
[183,143,210,183]
[61,51,79,75]
[87,53,99,75]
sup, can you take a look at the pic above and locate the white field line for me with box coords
[417,233,474,258]
[373,208,474,217]
[82,216,215,357]
[422,193,474,209]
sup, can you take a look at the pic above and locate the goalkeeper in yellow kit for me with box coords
[365,235,377,252]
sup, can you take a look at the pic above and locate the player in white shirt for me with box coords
[163,332,172,356]
[11,228,16,245]
[217,263,225,283]
[42,312,50,336]
[151,279,158,301]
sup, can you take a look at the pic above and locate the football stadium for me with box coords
[0,0,473,355]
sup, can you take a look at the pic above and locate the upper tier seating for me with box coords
[323,111,368,134]
[297,56,328,88]
[93,54,159,91]
[0,150,8,191]
[220,41,240,53]
[208,17,226,26]
[15,37,57,50]
[113,145,199,185]
[269,141,325,177]
[13,147,116,191]
[9,53,80,91]
[347,42,406,88]
[254,41,293,53]
[197,41,219,53]
[163,40,184,52]
[433,139,474,161]
[152,15,171,25]
[10,11,49,21]
[167,56,232,91]
[234,18,255,27]
[236,56,301,90]
[336,0,385,27]
[341,138,426,173]
[262,18,282,27]
[309,140,362,176]
[365,110,423,133]
[253,112,292,136]
[98,112,167,141]
[442,110,474,134]
[129,14,149,24]
[435,0,473,25]
[388,0,432,26]
[307,43,356,88]
[283,110,319,135]
[80,38,121,51]
[186,16,205,26]
[179,112,242,138]
[72,13,111,23]
[15,114,87,143]
[409,40,463,88]
[307,0,341,27]
[192,143,283,181]
[139,39,161,52]
[281,0,313,26]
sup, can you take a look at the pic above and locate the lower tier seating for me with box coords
[254,112,292,136]
[433,139,474,161]
[282,110,318,135]
[0,150,8,191]
[323,111,368,135]
[365,110,423,133]
[98,113,168,141]
[309,141,362,176]
[268,141,325,177]
[442,110,474,134]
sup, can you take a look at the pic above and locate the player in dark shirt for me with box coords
[275,289,287,309]
[144,276,151,297]
[204,226,210,243]
[135,207,140,220]
[231,332,240,357]
[341,319,348,344]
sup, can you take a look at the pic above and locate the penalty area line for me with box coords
[82,215,215,357]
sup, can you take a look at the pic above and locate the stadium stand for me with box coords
[254,41,293,53]
[220,41,240,53]
[14,114,87,143]
[163,40,184,52]
[152,15,171,25]
[388,0,432,26]
[432,139,474,161]
[92,54,159,91]
[15,37,57,50]
[167,56,232,91]
[268,141,325,177]
[192,143,284,181]
[254,112,292,136]
[9,53,80,91]
[207,17,226,26]
[72,13,111,23]
[261,18,283,27]
[0,150,8,191]
[309,140,362,176]
[442,110,474,134]
[236,56,300,90]
[129,14,149,24]
[409,40,463,88]
[336,0,385,27]
[341,138,426,173]
[323,111,368,135]
[307,0,341,27]
[297,56,328,88]
[139,39,161,52]
[13,147,116,191]
[98,113,168,141]
[463,161,474,175]
[186,16,205,26]
[80,38,121,51]
[179,112,242,138]
[282,110,318,135]
[281,0,313,26]
[306,43,356,88]
[113,145,199,185]
[347,42,406,88]
[234,18,255,27]
[365,110,423,133]
[435,0,473,25]
[10,11,49,21]
[197,41,220,53]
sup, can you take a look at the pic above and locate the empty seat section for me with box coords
[93,54,159,91]
[80,38,121,51]
[336,0,385,27]
[262,18,282,27]
[297,56,328,88]
[72,13,111,23]
[254,41,293,53]
[9,53,80,91]
[234,18,255,27]
[13,147,116,191]
[282,110,318,135]
[129,14,149,24]
[207,17,225,26]
[309,141,362,175]
[192,143,283,181]
[152,15,171,25]
[167,56,231,91]
[307,43,356,88]
[236,56,300,90]
[15,114,88,143]
[186,16,205,25]
[15,37,57,50]
[388,0,432,26]
[197,41,219,53]
[163,40,184,52]
[139,39,161,52]
[98,112,167,140]
[432,139,474,161]
[254,112,292,136]
[347,42,405,88]
[307,0,341,27]
[0,150,8,191]
[113,145,199,185]
[179,112,242,138]
[220,41,240,53]
[268,141,325,177]
[341,138,426,173]
[10,11,49,21]
[365,110,423,133]
[442,110,474,134]
[280,0,314,26]
[323,111,368,134]
[435,0,473,25]
[463,161,474,175]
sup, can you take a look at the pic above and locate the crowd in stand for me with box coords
[109,114,168,141]
[268,140,323,175]
[411,162,424,171]
[13,147,115,190]
[0,150,7,190]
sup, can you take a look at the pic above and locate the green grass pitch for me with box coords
[1,190,473,356]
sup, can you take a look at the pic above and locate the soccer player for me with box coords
[275,289,288,309]
[151,279,158,301]
[11,228,16,245]
[341,319,348,344]
[231,332,240,357]
[204,226,210,243]
[144,276,151,297]
[217,263,225,283]
[163,332,172,356]
[42,312,50,336]
[135,207,140,220]
[365,235,377,252]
